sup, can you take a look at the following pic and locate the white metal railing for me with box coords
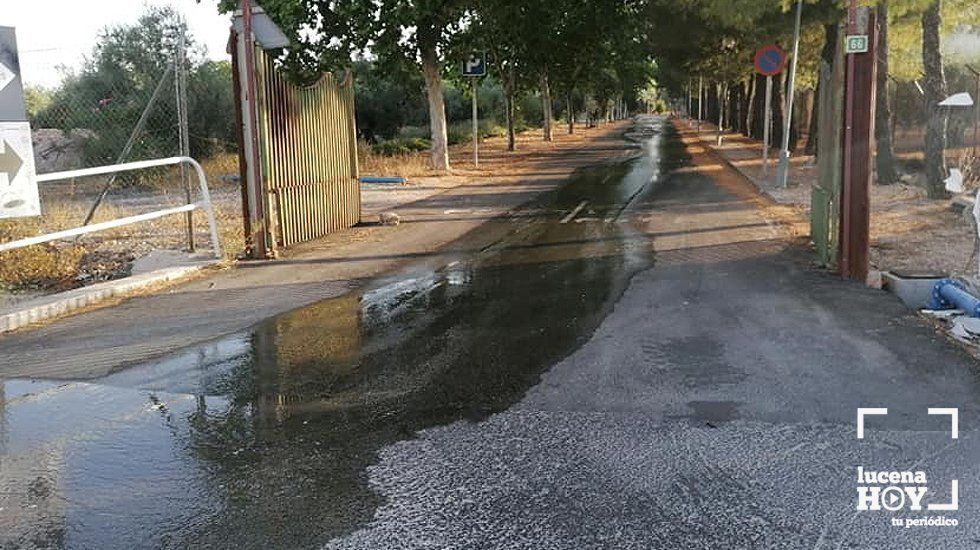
[0,157,222,259]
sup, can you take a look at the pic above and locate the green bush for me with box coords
[480,119,508,138]
[398,125,430,140]
[371,137,431,156]
[381,116,532,150]
[447,122,473,145]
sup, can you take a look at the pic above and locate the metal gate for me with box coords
[254,50,360,249]
[812,26,845,267]
[234,6,361,260]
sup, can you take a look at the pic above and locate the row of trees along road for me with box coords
[645,0,979,199]
[217,0,977,187]
[219,0,659,170]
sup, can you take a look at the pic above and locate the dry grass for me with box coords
[0,168,244,291]
[700,124,979,277]
[359,143,434,178]
[358,123,592,180]
[0,219,86,290]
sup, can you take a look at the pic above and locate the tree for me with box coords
[351,59,427,142]
[23,87,52,121]
[921,0,947,198]
[226,0,468,171]
[805,22,839,155]
[187,61,238,156]
[875,1,900,184]
[33,7,234,166]
[469,1,531,151]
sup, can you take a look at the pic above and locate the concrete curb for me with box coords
[692,130,783,206]
[0,262,218,334]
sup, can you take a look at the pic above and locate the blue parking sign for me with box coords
[462,53,487,77]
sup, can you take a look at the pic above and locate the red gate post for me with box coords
[839,4,878,281]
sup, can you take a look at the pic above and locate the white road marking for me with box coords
[561,201,588,224]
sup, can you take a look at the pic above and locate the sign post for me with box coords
[471,80,478,167]
[0,27,40,219]
[462,53,487,167]
[762,76,774,176]
[775,0,804,189]
[754,44,787,178]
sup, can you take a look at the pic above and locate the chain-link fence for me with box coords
[0,8,243,296]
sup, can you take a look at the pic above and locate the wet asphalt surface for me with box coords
[4,116,980,548]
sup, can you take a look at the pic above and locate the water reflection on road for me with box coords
[0,117,676,548]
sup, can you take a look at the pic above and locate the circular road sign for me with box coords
[754,44,786,76]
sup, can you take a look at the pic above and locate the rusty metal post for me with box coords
[236,0,271,259]
[840,4,878,282]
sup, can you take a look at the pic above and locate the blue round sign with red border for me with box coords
[754,44,786,76]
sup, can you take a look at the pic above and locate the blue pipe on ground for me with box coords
[928,279,980,317]
[359,176,406,184]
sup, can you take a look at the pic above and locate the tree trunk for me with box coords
[728,84,740,134]
[751,74,766,138]
[801,90,814,145]
[875,1,899,184]
[806,22,838,156]
[541,72,553,142]
[420,43,450,171]
[922,0,947,197]
[504,73,517,151]
[745,77,756,138]
[567,92,574,134]
[774,71,786,147]
[505,92,516,151]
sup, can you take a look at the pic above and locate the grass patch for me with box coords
[359,142,432,178]
[371,137,431,156]
[0,220,86,290]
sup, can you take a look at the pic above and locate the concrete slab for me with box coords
[0,259,216,334]
[881,271,945,309]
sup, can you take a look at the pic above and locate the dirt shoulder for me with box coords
[0,121,635,379]
[692,120,976,277]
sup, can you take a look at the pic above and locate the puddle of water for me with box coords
[0,117,680,547]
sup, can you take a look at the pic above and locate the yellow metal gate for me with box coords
[254,48,360,249]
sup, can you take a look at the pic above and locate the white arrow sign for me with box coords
[0,122,40,218]
[0,62,13,93]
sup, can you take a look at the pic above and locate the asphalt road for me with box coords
[2,116,980,549]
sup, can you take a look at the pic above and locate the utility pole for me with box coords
[776,0,805,189]
[840,2,878,281]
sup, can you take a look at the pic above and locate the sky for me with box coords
[3,0,232,88]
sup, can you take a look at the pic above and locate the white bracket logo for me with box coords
[856,408,959,512]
